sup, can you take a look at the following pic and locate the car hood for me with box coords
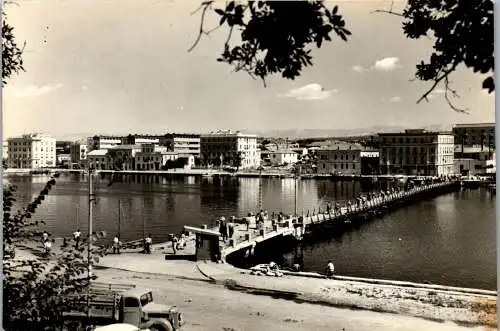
[143,303,175,314]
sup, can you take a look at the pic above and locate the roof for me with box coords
[184,226,220,237]
[109,144,141,150]
[378,129,453,136]
[269,149,297,154]
[87,149,108,156]
[95,324,140,331]
[201,130,258,138]
[317,143,364,151]
[122,287,153,298]
[453,123,495,129]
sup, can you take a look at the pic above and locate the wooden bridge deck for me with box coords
[220,181,458,259]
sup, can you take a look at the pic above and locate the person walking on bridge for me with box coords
[113,234,121,254]
[145,234,152,254]
[219,217,228,242]
[73,229,81,249]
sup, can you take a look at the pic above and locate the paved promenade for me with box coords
[94,252,496,328]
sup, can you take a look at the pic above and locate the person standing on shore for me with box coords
[325,260,335,278]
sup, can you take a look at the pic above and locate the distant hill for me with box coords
[258,124,452,140]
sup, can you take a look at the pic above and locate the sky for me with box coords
[2,0,495,140]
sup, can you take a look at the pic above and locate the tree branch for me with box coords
[372,0,403,17]
[416,64,457,103]
[416,62,468,113]
[187,1,215,53]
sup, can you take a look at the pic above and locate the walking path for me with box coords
[216,180,458,259]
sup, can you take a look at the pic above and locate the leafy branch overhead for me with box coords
[376,0,494,113]
[4,174,105,330]
[189,0,351,85]
[2,14,25,85]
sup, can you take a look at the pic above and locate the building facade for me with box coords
[200,130,260,169]
[87,150,109,170]
[121,134,160,145]
[70,143,87,165]
[453,123,495,149]
[7,134,57,169]
[106,145,142,170]
[159,133,201,158]
[3,140,8,160]
[378,129,454,176]
[87,136,122,152]
[453,145,495,175]
[316,144,363,175]
[268,150,298,166]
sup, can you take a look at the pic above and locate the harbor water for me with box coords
[4,173,496,290]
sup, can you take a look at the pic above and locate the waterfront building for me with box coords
[453,146,496,175]
[56,154,71,167]
[3,140,8,160]
[121,134,160,145]
[316,143,366,175]
[268,150,299,166]
[87,135,122,152]
[87,149,109,170]
[56,141,72,155]
[69,142,87,166]
[200,130,260,169]
[290,147,308,156]
[159,133,201,158]
[453,123,495,150]
[360,151,380,175]
[106,145,142,170]
[7,133,56,168]
[378,129,454,176]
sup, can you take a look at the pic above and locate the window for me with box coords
[124,297,140,308]
[352,164,355,169]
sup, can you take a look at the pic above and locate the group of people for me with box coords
[170,232,187,254]
[218,217,235,242]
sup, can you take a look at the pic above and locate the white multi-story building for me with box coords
[87,136,122,152]
[70,143,87,165]
[7,134,56,169]
[159,133,201,158]
[121,134,160,145]
[3,140,8,160]
[268,150,298,166]
[200,130,260,169]
[378,129,454,176]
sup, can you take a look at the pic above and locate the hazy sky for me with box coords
[3,0,495,139]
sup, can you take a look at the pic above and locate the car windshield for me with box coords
[140,292,153,306]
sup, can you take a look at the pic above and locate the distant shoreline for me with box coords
[2,168,463,181]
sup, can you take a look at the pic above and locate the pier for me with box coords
[184,180,461,262]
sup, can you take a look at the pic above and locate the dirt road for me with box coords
[95,268,487,331]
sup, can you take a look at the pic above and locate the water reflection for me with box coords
[4,174,495,289]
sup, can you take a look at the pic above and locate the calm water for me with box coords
[5,174,496,290]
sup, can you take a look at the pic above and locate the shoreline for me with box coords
[17,242,497,328]
[3,168,473,180]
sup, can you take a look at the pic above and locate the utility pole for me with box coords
[87,169,94,320]
[258,166,262,211]
[118,200,121,237]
